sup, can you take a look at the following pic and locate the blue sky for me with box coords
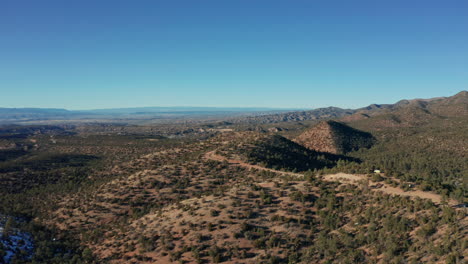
[1,0,467,110]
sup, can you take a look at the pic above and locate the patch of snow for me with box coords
[0,214,34,263]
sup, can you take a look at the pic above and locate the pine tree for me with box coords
[2,217,13,238]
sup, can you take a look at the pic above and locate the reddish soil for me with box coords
[205,151,458,206]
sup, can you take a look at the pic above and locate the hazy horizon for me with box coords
[1,90,464,111]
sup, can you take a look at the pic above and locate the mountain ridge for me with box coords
[1,91,466,125]
[229,90,467,125]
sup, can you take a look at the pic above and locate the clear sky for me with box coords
[1,0,467,110]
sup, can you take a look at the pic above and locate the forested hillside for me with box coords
[0,91,466,263]
[294,120,374,154]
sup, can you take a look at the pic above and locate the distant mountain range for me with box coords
[84,106,297,114]
[1,91,466,124]
[340,90,468,128]
[232,91,468,124]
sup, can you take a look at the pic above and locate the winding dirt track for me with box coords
[322,173,457,206]
[204,151,457,206]
[204,150,303,177]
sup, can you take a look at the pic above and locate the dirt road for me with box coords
[204,150,457,206]
[323,173,457,206]
[204,150,303,177]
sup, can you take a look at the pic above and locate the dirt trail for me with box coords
[204,151,458,206]
[323,173,457,206]
[204,150,303,177]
